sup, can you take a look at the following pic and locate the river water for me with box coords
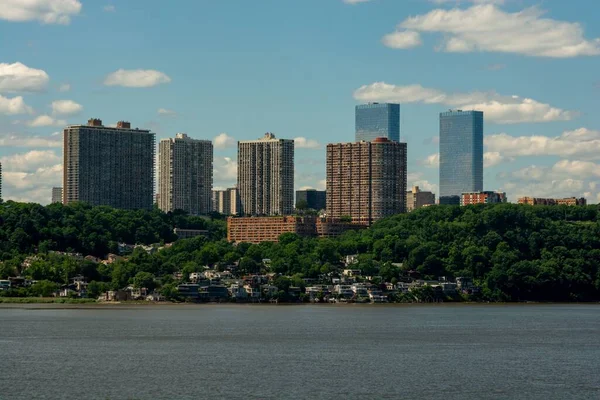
[0,304,598,400]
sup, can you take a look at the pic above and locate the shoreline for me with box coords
[1,301,598,310]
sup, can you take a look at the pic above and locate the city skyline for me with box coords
[0,0,599,204]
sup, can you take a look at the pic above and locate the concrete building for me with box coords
[355,103,400,142]
[518,197,587,206]
[0,162,2,202]
[326,138,407,226]
[63,119,155,209]
[461,191,507,206]
[406,186,435,212]
[51,187,63,204]
[296,189,326,211]
[237,133,294,216]
[227,216,365,244]
[158,133,213,215]
[212,187,239,215]
[439,110,484,198]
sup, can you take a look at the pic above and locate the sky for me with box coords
[0,0,599,204]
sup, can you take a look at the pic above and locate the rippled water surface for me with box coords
[1,304,599,400]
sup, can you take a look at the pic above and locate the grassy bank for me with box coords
[0,297,97,304]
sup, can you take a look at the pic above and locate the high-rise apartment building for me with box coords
[51,187,63,204]
[326,137,407,225]
[212,187,239,215]
[237,133,294,216]
[63,119,155,210]
[355,103,400,142]
[158,133,213,215]
[296,189,326,211]
[406,186,435,212]
[439,110,483,198]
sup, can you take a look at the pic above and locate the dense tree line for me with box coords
[0,201,226,259]
[1,201,599,302]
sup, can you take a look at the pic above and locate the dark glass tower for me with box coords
[355,103,400,142]
[439,110,483,199]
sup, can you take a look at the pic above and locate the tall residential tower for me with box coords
[326,137,407,225]
[63,119,155,209]
[355,103,400,142]
[237,133,294,216]
[158,133,213,215]
[439,110,483,200]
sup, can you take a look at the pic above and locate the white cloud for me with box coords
[214,157,238,187]
[2,164,62,204]
[294,137,321,149]
[0,62,49,93]
[0,133,62,148]
[421,153,439,168]
[157,108,177,116]
[408,172,438,194]
[26,115,67,128]
[483,151,506,167]
[103,69,171,88]
[0,95,33,115]
[0,150,61,172]
[51,99,82,116]
[213,133,236,150]
[58,83,71,92]
[386,4,600,58]
[430,0,506,4]
[382,31,422,49]
[353,82,576,124]
[485,128,600,159]
[343,0,372,4]
[103,5,115,12]
[0,0,82,25]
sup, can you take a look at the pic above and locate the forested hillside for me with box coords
[1,201,599,301]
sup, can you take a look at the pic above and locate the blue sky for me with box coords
[0,0,599,204]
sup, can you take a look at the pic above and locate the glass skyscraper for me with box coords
[355,103,400,142]
[439,110,483,199]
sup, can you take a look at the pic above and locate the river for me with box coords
[0,304,598,400]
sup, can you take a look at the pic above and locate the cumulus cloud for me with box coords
[421,153,439,168]
[0,0,82,25]
[485,128,600,159]
[26,115,67,128]
[0,150,61,172]
[213,133,236,150]
[408,172,438,194]
[0,133,62,148]
[51,100,82,116]
[382,31,422,49]
[483,151,506,168]
[214,156,238,187]
[0,95,33,115]
[385,4,600,58]
[294,137,321,149]
[103,69,171,88]
[353,82,576,124]
[0,62,49,92]
[58,83,71,92]
[157,108,177,116]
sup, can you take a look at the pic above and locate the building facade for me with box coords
[326,138,407,225]
[237,133,294,216]
[0,162,2,201]
[439,110,483,198]
[158,133,213,215]
[461,191,507,206]
[406,186,435,212]
[355,103,400,142]
[51,187,63,204]
[518,197,587,206]
[212,187,239,215]
[296,189,326,211]
[227,216,365,243]
[63,119,155,210]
